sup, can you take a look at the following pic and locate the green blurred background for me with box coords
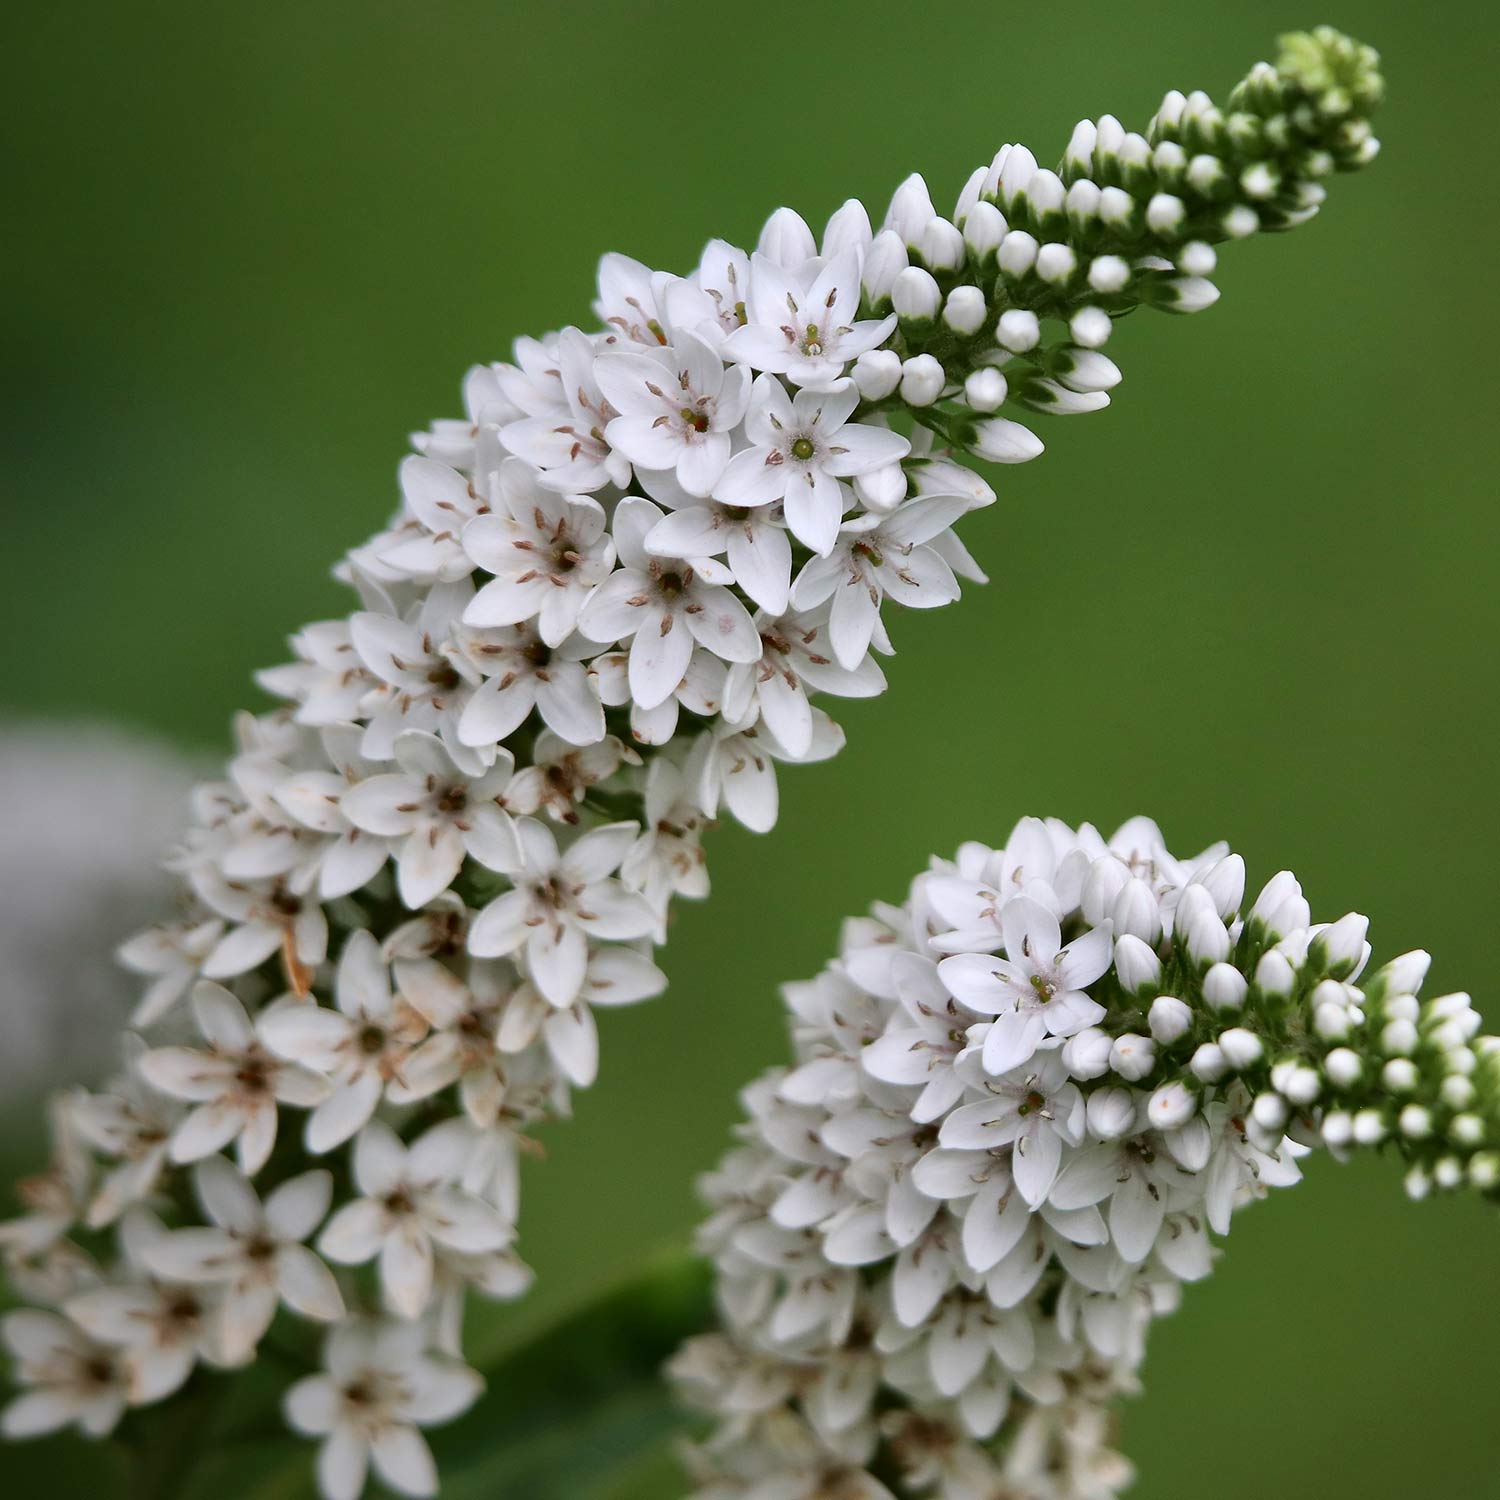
[4,1,1499,1495]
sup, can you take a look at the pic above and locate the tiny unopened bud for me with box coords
[1382,1058,1419,1093]
[1035,243,1076,284]
[892,267,941,323]
[1147,1081,1196,1130]
[1352,1108,1387,1145]
[1283,1066,1322,1107]
[1404,1164,1431,1200]
[1377,949,1432,997]
[1082,858,1128,925]
[852,349,902,402]
[1190,1043,1227,1082]
[1254,948,1295,998]
[1218,1027,1263,1070]
[900,354,945,407]
[853,463,907,513]
[1185,909,1230,966]
[1433,1157,1464,1190]
[1324,1048,1362,1088]
[1313,1003,1350,1041]
[963,367,1007,413]
[1384,993,1420,1024]
[1222,204,1259,238]
[995,308,1040,352]
[1178,240,1217,276]
[1316,912,1369,976]
[1069,306,1112,348]
[1112,880,1161,943]
[1202,963,1247,1012]
[919,217,965,273]
[942,285,987,336]
[1110,1032,1156,1082]
[1399,1104,1433,1139]
[963,200,1006,259]
[862,230,909,304]
[1468,1153,1500,1190]
[970,415,1043,464]
[1088,254,1130,293]
[1440,1074,1476,1110]
[1323,1110,1354,1149]
[1053,347,1121,393]
[1251,1093,1288,1132]
[1149,995,1193,1044]
[1062,1026,1113,1081]
[1114,933,1162,992]
[997,231,1038,278]
[1146,192,1185,235]
[1086,1086,1137,1140]
[1381,1019,1418,1057]
[1451,1113,1485,1147]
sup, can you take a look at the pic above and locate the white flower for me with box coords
[466,818,654,1007]
[1049,1139,1187,1264]
[721,251,896,388]
[577,497,761,710]
[501,730,634,824]
[317,1121,513,1319]
[459,458,615,644]
[938,897,1112,1075]
[790,496,970,670]
[596,331,751,495]
[377,456,491,583]
[938,1051,1086,1207]
[117,916,224,1028]
[190,867,330,992]
[452,622,605,749]
[258,930,430,1152]
[140,1158,344,1363]
[643,491,794,615]
[284,1319,481,1500]
[723,609,886,758]
[136,982,331,1175]
[0,1310,129,1439]
[70,1054,182,1229]
[620,758,710,917]
[589,643,727,746]
[341,730,519,909]
[715,378,909,557]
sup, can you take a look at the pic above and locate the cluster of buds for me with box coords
[674,814,1490,1500]
[1,27,1383,1500]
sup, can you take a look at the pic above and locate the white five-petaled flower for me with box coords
[459,458,615,645]
[0,1310,129,1439]
[284,1319,482,1500]
[721,250,896,389]
[939,897,1113,1076]
[137,982,331,1175]
[596,330,751,496]
[317,1121,513,1320]
[790,495,970,670]
[715,377,909,557]
[577,497,761,711]
[452,623,606,750]
[379,455,492,583]
[938,1051,1086,1208]
[465,818,655,1007]
[341,731,519,909]
[140,1157,344,1363]
[259,930,430,1152]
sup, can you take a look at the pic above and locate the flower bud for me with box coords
[942,285,987,336]
[758,207,817,266]
[1468,1153,1500,1190]
[1198,855,1245,920]
[1069,306,1112,348]
[1184,909,1230,966]
[1112,879,1161,944]
[1376,949,1431,997]
[919,217,965,273]
[1149,995,1193,1044]
[1146,192,1185,235]
[852,349,902,402]
[899,355,945,408]
[998,144,1037,210]
[1061,1026,1112,1081]
[1440,1074,1476,1110]
[853,464,907,513]
[1382,1058,1418,1093]
[861,229,909,305]
[1380,1019,1418,1057]
[1081,857,1128,927]
[1324,1048,1361,1088]
[1251,1093,1288,1132]
[1434,1157,1465,1190]
[995,308,1040,352]
[1113,933,1162,993]
[1222,204,1259,238]
[1451,1113,1485,1147]
[1218,1027,1263,1070]
[962,200,1006,260]
[963,367,1007,413]
[1282,1066,1322,1107]
[1163,1114,1211,1171]
[1403,1164,1431,1200]
[1313,1003,1349,1040]
[1109,1032,1156,1082]
[970,416,1043,464]
[1397,1104,1432,1140]
[822,198,873,259]
[884,173,937,244]
[892,267,941,323]
[1315,912,1369,977]
[1352,1107,1387,1145]
[1254,948,1295,998]
[1147,1081,1196,1130]
[1251,870,1309,937]
[1035,242,1076,285]
[1052,347,1121,394]
[1189,1043,1227,1082]
[997,231,1038,279]
[1087,254,1130,293]
[1324,1111,1354,1149]
[1086,1086,1137,1140]
[1202,962,1247,1012]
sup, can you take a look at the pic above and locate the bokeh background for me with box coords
[4,1,1499,1495]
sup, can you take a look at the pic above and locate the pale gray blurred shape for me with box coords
[0,721,201,1096]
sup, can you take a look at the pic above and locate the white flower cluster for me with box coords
[1,27,1385,1500]
[674,815,1496,1500]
